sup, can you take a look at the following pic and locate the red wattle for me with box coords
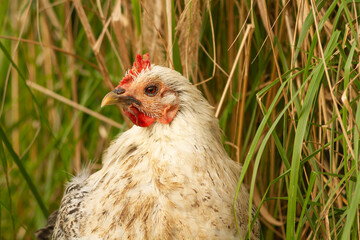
[124,106,156,127]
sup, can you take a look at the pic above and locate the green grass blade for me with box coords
[286,31,340,239]
[0,125,48,218]
[235,68,308,236]
[0,140,15,237]
[341,101,360,239]
[296,172,317,239]
[0,41,55,140]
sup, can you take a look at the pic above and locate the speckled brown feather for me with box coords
[34,210,58,240]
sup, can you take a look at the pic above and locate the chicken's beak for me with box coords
[101,87,141,108]
[101,91,120,108]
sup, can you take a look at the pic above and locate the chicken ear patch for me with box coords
[158,105,179,124]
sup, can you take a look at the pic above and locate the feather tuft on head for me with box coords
[118,53,151,87]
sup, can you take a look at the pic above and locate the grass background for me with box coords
[1,0,360,239]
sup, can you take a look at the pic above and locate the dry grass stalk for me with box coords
[73,0,114,90]
[215,24,254,118]
[197,43,228,78]
[65,1,81,172]
[40,0,62,40]
[11,19,20,155]
[235,30,252,162]
[0,35,101,71]
[176,0,202,79]
[94,2,124,70]
[141,0,166,65]
[0,1,30,118]
[310,0,355,160]
[41,17,56,130]
[194,1,216,87]
[27,81,123,129]
[111,0,131,68]
[165,0,173,67]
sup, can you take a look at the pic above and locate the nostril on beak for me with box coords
[113,87,125,95]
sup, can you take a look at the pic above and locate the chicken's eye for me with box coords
[144,85,158,96]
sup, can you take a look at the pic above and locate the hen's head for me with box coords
[101,54,181,127]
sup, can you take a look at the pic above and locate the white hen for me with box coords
[36,54,260,240]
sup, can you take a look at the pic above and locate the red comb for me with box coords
[118,54,151,87]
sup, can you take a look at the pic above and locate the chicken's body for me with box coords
[37,55,260,239]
